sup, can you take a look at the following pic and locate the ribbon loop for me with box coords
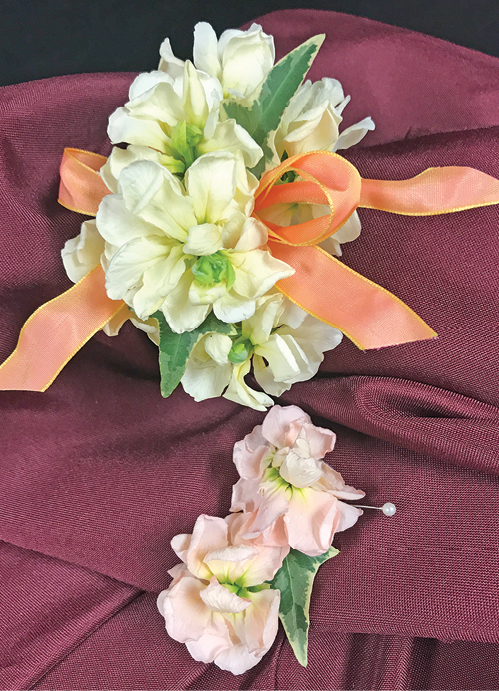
[59,148,111,216]
[255,151,362,246]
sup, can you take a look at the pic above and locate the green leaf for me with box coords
[152,310,236,398]
[223,34,325,178]
[269,546,339,667]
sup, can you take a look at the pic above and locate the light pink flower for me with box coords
[157,513,288,675]
[230,405,365,556]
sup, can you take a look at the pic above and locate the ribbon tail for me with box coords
[269,241,436,350]
[360,167,499,216]
[0,267,127,391]
[58,148,111,216]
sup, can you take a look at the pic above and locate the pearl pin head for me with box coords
[381,502,396,516]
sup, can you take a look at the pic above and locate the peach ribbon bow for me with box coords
[1,147,499,391]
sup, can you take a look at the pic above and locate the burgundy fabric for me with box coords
[1,9,499,690]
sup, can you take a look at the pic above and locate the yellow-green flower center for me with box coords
[192,251,235,288]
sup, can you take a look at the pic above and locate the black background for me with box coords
[0,0,498,87]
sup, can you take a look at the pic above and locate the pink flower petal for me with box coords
[302,422,336,458]
[227,512,289,549]
[183,514,229,581]
[231,588,280,654]
[211,644,261,674]
[242,485,289,539]
[233,435,271,480]
[261,405,311,447]
[320,462,366,500]
[335,501,363,533]
[230,477,260,513]
[158,575,213,643]
[167,563,191,585]
[200,579,252,614]
[284,489,339,556]
[186,630,232,665]
[170,533,191,563]
[239,545,289,587]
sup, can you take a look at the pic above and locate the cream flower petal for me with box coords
[279,300,308,329]
[183,223,223,256]
[61,220,104,283]
[212,293,256,323]
[158,38,186,78]
[198,119,263,169]
[189,281,227,307]
[161,272,210,333]
[282,314,343,362]
[230,250,294,300]
[182,60,210,129]
[105,236,172,302]
[191,22,275,103]
[96,194,158,248]
[124,81,185,128]
[128,70,175,101]
[200,579,252,614]
[320,211,361,257]
[118,160,194,242]
[253,355,292,397]
[132,245,187,319]
[219,25,275,99]
[181,357,232,402]
[285,108,341,156]
[103,307,133,338]
[193,22,222,80]
[182,336,233,401]
[224,360,273,411]
[100,145,170,194]
[107,106,170,150]
[203,333,232,365]
[242,293,283,346]
[185,152,237,224]
[130,315,160,345]
[332,210,362,244]
[274,78,345,158]
[255,334,301,382]
[334,116,375,150]
[232,217,268,252]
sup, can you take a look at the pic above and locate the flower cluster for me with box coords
[62,23,374,409]
[156,405,365,674]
